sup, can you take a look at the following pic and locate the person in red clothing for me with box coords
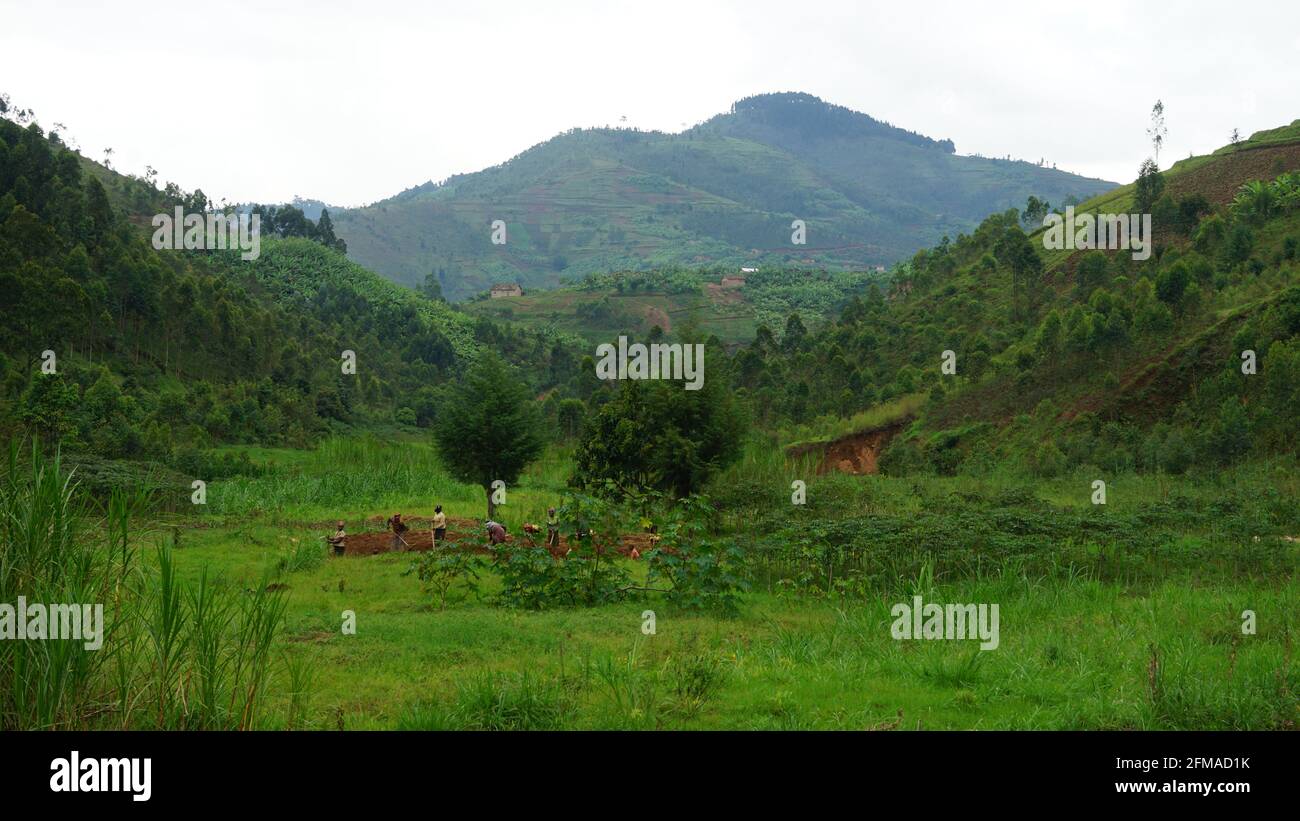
[485,520,507,545]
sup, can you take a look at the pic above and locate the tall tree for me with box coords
[1147,100,1167,166]
[432,351,544,519]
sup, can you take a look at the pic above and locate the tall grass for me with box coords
[780,393,925,447]
[0,440,296,729]
[205,435,574,526]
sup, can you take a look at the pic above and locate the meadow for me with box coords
[10,434,1292,731]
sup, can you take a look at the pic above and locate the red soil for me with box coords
[334,515,657,559]
[785,419,911,476]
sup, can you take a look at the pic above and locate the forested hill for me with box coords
[331,92,1116,300]
[0,116,582,488]
[736,120,1300,476]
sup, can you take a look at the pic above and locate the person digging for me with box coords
[386,513,410,552]
[327,520,347,557]
[546,507,560,552]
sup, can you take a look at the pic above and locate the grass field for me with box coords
[118,435,1299,731]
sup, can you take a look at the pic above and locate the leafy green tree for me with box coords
[1022,195,1051,227]
[574,369,746,497]
[1208,398,1252,464]
[19,374,79,448]
[1231,180,1277,224]
[556,398,585,439]
[432,352,544,519]
[1175,194,1211,234]
[1155,261,1190,311]
[1075,251,1108,300]
[1134,159,1165,213]
[1035,309,1063,357]
[1222,224,1255,267]
[994,226,1042,320]
[782,313,807,352]
[421,271,444,302]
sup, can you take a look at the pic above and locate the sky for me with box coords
[2,0,1296,207]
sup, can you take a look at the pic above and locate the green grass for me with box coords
[167,522,1300,729]
[780,393,926,448]
[202,434,573,528]
[143,434,1299,730]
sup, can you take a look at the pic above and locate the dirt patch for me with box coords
[642,305,671,333]
[336,520,655,559]
[704,283,745,307]
[785,419,911,476]
[1166,141,1300,206]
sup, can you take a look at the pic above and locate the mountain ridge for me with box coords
[331,92,1116,299]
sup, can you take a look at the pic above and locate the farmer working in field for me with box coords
[432,505,447,548]
[546,507,560,550]
[386,513,410,551]
[327,521,347,556]
[485,520,508,545]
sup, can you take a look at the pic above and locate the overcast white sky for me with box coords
[3,0,1296,206]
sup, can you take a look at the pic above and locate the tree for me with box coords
[557,398,585,439]
[1075,251,1108,299]
[316,208,346,253]
[1222,224,1255,267]
[993,226,1043,320]
[432,352,544,519]
[574,361,747,497]
[1155,262,1190,313]
[782,313,807,352]
[421,271,444,301]
[1134,158,1165,213]
[20,374,80,448]
[1035,309,1063,357]
[1147,100,1167,166]
[1231,180,1276,224]
[1022,195,1051,227]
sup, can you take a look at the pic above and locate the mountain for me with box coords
[332,92,1117,300]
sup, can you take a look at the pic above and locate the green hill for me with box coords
[333,92,1116,300]
[743,120,1300,475]
[463,264,887,346]
[0,116,581,487]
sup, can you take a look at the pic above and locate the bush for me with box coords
[1027,441,1067,477]
[648,539,749,614]
[406,549,484,609]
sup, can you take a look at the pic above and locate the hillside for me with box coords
[463,264,886,345]
[747,121,1300,477]
[0,116,583,487]
[332,92,1115,300]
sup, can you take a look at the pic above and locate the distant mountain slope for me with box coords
[333,92,1116,300]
